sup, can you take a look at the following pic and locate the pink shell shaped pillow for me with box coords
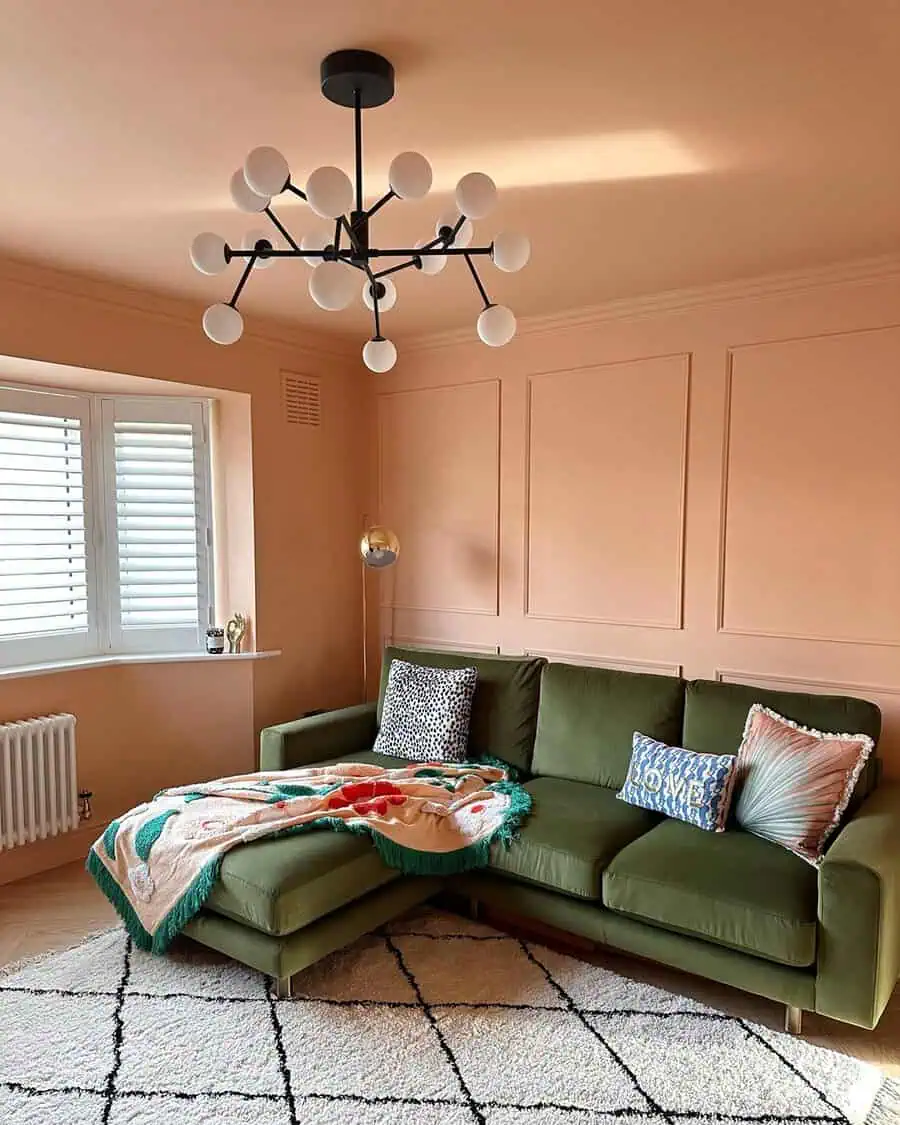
[733,704,874,865]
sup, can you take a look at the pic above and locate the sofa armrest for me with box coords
[816,782,900,1028]
[259,703,378,772]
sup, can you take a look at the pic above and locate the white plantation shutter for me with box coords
[0,389,98,664]
[0,387,213,668]
[101,398,211,653]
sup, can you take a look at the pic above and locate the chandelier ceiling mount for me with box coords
[190,49,531,371]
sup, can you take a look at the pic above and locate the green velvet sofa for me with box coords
[183,646,900,1033]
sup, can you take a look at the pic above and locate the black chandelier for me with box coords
[190,49,530,371]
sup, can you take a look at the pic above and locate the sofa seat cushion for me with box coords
[334,748,415,770]
[206,828,399,937]
[489,777,660,899]
[603,819,818,967]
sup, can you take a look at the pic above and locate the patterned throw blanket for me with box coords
[87,760,530,954]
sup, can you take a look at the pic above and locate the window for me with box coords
[0,386,212,668]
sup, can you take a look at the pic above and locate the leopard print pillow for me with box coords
[374,659,478,762]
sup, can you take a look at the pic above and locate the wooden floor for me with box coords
[2,862,899,1076]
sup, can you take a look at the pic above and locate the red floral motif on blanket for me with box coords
[327,780,407,817]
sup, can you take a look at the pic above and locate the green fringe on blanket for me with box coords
[86,847,225,955]
[87,758,531,953]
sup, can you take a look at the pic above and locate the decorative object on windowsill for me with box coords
[205,627,225,655]
[190,49,530,371]
[78,790,93,822]
[224,614,247,655]
[360,525,400,694]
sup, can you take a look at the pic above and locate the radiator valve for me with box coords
[78,790,93,821]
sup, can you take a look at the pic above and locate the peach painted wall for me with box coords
[0,258,367,882]
[372,262,900,775]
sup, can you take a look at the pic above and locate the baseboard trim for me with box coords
[0,821,105,886]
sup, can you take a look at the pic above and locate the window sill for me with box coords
[0,650,282,682]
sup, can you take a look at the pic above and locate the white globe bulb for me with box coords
[244,228,277,269]
[202,303,243,346]
[243,146,290,197]
[491,231,531,273]
[190,232,229,275]
[305,166,353,219]
[308,261,356,311]
[363,337,397,373]
[388,151,432,199]
[435,211,473,248]
[363,277,397,312]
[230,169,269,213]
[477,304,516,347]
[455,172,497,219]
[414,238,446,275]
[300,225,333,267]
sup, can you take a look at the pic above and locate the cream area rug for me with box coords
[0,907,896,1124]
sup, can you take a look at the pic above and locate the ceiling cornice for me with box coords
[399,253,900,353]
[0,254,358,360]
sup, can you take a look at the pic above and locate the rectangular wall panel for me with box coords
[721,328,900,644]
[526,355,689,627]
[378,381,500,615]
[717,669,900,770]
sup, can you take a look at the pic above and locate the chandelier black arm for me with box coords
[371,289,381,338]
[285,182,308,202]
[368,245,492,257]
[374,257,422,280]
[227,253,258,308]
[334,217,342,255]
[366,189,396,220]
[224,245,494,260]
[464,252,492,309]
[264,206,301,252]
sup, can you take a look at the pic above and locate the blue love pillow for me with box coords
[617,733,738,832]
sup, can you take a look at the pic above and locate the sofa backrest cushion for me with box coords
[683,679,882,803]
[377,647,545,772]
[531,662,686,789]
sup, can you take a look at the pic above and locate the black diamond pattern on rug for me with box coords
[0,907,882,1124]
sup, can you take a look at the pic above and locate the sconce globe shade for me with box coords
[415,238,446,275]
[362,337,398,373]
[360,526,400,568]
[389,151,432,199]
[300,224,333,267]
[190,232,229,275]
[244,146,290,196]
[230,169,270,213]
[309,260,357,310]
[477,303,516,347]
[491,231,531,273]
[305,165,354,219]
[203,303,244,346]
[455,171,497,219]
[363,277,397,312]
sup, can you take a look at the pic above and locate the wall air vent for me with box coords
[282,374,321,427]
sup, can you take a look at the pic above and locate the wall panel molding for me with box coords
[717,328,900,647]
[528,648,682,677]
[387,636,501,655]
[377,379,501,617]
[524,353,690,629]
[715,668,900,701]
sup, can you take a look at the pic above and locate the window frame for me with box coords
[0,384,214,669]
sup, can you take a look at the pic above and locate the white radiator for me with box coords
[0,714,78,850]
